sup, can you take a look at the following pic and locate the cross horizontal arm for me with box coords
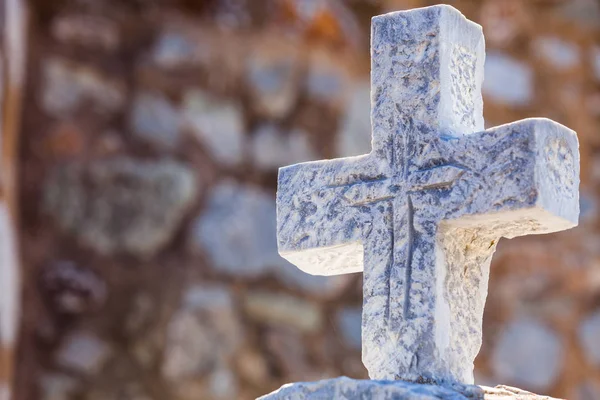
[277,155,384,276]
[445,118,579,234]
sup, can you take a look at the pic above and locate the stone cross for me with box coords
[276,5,579,385]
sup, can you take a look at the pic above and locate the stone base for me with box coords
[258,376,559,399]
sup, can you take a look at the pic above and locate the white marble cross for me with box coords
[276,5,579,385]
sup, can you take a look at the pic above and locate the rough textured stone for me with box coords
[336,82,372,157]
[190,181,284,277]
[260,376,560,399]
[251,125,317,171]
[483,51,533,106]
[44,158,198,257]
[491,318,563,391]
[336,307,362,350]
[56,332,112,374]
[244,291,323,333]
[162,284,241,381]
[182,90,245,166]
[578,310,600,367]
[130,91,181,150]
[534,37,580,70]
[41,58,125,117]
[276,5,579,385]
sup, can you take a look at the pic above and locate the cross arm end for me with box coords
[453,118,579,235]
[276,158,372,277]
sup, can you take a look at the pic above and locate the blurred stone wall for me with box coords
[13,0,600,399]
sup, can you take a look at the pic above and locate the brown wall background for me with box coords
[13,0,600,399]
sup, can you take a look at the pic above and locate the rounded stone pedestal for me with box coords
[259,376,559,399]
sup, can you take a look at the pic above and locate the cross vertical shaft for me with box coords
[363,5,487,382]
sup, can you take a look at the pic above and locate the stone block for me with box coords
[182,90,245,166]
[44,158,198,257]
[40,58,125,117]
[260,377,560,399]
[130,91,181,150]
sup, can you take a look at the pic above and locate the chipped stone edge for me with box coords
[258,377,562,400]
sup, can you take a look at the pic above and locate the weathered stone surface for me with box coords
[130,91,181,150]
[483,51,533,106]
[276,4,579,385]
[534,37,580,70]
[336,307,362,350]
[336,82,372,157]
[41,58,125,117]
[190,181,283,276]
[578,310,600,367]
[44,158,198,257]
[491,318,563,391]
[162,284,241,381]
[251,125,317,171]
[56,332,112,374]
[182,90,245,166]
[260,376,560,399]
[243,291,323,333]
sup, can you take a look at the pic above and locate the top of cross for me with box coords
[276,5,579,385]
